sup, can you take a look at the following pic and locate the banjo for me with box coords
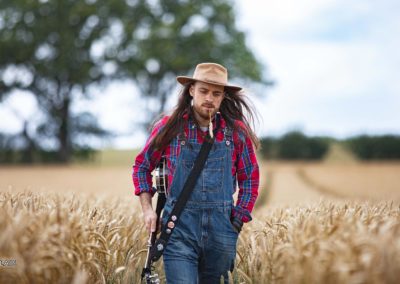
[153,156,168,196]
[141,156,168,284]
[142,156,168,284]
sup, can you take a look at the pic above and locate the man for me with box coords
[133,62,260,283]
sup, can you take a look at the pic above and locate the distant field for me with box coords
[88,149,139,167]
[0,165,135,198]
[299,163,400,201]
[257,161,400,208]
[2,158,400,206]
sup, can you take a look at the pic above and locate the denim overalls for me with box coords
[162,127,238,284]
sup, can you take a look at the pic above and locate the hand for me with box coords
[139,192,158,235]
[143,208,158,234]
[231,216,243,234]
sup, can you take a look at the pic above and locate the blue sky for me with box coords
[235,0,400,139]
[1,0,399,149]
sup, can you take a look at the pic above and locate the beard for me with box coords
[193,103,217,121]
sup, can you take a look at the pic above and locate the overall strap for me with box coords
[177,120,187,144]
[223,126,233,146]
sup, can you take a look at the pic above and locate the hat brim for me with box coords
[176,76,242,91]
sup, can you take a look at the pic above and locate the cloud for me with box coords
[236,0,400,137]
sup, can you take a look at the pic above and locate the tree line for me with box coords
[258,132,400,161]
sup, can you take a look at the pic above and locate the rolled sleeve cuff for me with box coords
[232,206,253,223]
[135,186,157,197]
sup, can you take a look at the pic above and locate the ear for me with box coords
[189,85,194,97]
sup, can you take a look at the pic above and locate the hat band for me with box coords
[195,78,227,86]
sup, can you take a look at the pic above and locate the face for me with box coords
[189,81,225,125]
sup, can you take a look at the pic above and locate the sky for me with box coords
[1,0,399,149]
[235,0,400,138]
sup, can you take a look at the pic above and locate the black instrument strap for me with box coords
[141,192,166,281]
[150,118,220,262]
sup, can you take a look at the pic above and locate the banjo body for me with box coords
[153,156,168,196]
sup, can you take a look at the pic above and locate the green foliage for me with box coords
[259,131,330,160]
[260,132,400,161]
[279,131,330,160]
[259,136,279,159]
[345,135,400,160]
[0,131,96,163]
[118,0,268,127]
[0,0,133,162]
[0,0,267,163]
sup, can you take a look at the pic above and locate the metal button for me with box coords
[166,229,171,234]
[181,140,186,146]
[157,244,164,251]
[167,221,175,229]
[171,215,177,221]
[226,140,231,146]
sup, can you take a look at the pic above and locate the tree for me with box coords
[0,0,270,163]
[0,0,148,162]
[117,0,270,128]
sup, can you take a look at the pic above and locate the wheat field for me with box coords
[1,161,400,283]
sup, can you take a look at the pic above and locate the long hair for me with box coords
[150,83,260,151]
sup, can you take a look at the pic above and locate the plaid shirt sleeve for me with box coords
[132,116,168,196]
[232,123,260,223]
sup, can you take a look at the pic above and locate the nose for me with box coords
[204,91,213,102]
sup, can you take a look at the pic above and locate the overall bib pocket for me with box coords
[182,158,224,192]
[203,156,224,192]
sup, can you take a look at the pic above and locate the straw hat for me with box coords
[176,63,242,91]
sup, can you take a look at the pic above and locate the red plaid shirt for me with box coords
[132,113,259,223]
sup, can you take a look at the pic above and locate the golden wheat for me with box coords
[1,191,399,283]
[0,191,150,284]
